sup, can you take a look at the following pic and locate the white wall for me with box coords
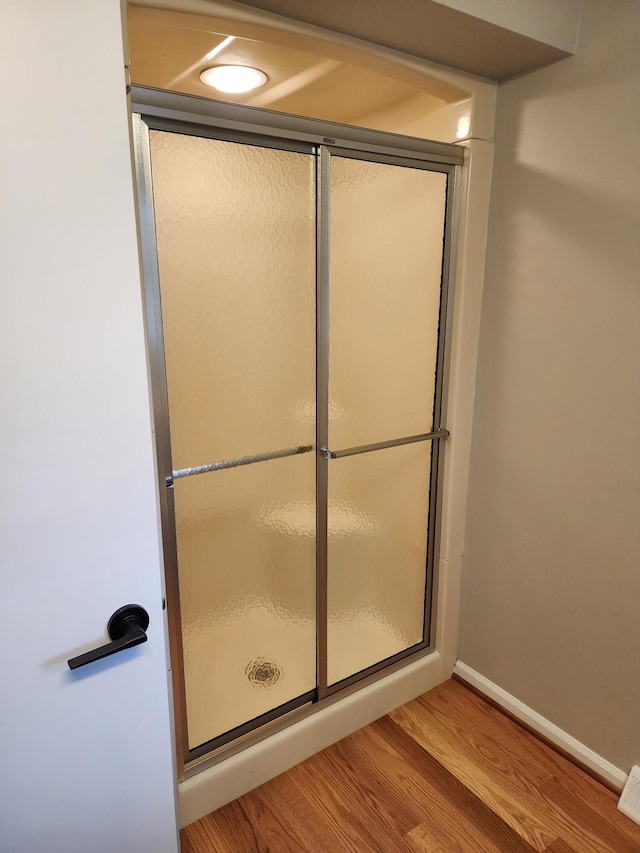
[434,0,581,52]
[460,0,640,772]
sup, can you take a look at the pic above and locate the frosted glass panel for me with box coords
[176,455,316,748]
[149,131,316,748]
[150,131,315,467]
[147,128,449,748]
[327,443,432,686]
[329,156,447,448]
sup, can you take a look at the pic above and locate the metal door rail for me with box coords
[319,429,449,460]
[171,444,313,481]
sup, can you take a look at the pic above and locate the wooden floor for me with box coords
[181,679,640,852]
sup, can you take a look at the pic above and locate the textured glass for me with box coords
[329,157,447,448]
[176,455,316,748]
[327,442,431,686]
[149,131,316,748]
[150,131,316,468]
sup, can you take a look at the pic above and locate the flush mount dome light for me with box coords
[200,65,267,94]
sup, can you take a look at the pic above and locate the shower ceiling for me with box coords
[127,6,468,130]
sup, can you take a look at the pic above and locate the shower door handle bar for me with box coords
[170,444,314,481]
[319,429,449,460]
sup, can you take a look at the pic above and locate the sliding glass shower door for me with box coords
[137,112,454,761]
[148,131,317,752]
[323,153,447,689]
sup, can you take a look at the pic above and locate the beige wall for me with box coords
[459,0,640,771]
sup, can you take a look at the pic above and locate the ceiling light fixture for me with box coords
[200,65,268,94]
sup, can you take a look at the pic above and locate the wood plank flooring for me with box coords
[180,679,640,852]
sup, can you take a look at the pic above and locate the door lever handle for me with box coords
[68,604,150,670]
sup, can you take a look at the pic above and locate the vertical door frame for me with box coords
[316,146,331,698]
[131,85,463,773]
[133,114,190,768]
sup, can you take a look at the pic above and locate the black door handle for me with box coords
[68,604,150,670]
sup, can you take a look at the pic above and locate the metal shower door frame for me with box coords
[131,85,462,772]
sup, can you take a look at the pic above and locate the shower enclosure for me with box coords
[133,88,461,765]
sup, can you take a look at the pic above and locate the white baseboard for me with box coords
[180,650,446,827]
[453,661,627,790]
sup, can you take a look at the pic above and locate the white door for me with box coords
[0,3,179,852]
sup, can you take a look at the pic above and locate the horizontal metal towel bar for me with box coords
[171,444,314,481]
[320,429,449,460]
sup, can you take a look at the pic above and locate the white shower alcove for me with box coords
[128,0,495,826]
